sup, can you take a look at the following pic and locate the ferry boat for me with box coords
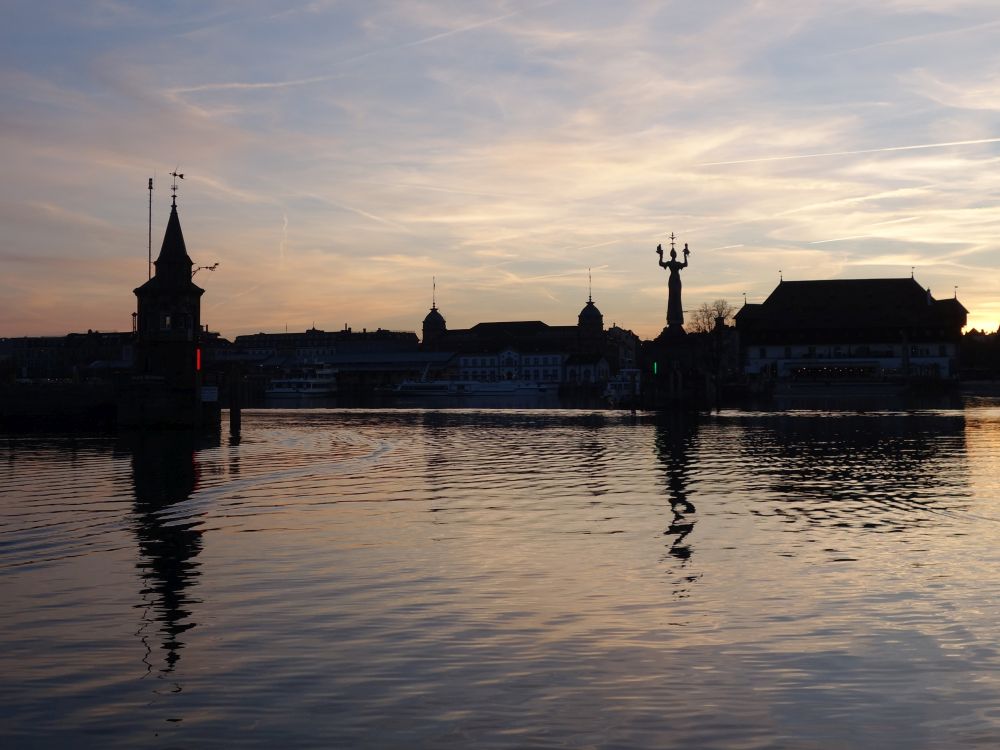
[265,367,338,397]
[393,380,558,397]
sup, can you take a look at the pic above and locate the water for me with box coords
[3,404,1000,748]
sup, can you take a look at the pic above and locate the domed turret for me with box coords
[578,268,603,335]
[422,278,447,345]
[578,298,603,333]
[423,305,446,342]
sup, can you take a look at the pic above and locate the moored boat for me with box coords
[393,379,557,396]
[265,367,337,397]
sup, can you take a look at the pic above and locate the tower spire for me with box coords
[432,276,437,310]
[148,176,154,280]
[588,267,592,303]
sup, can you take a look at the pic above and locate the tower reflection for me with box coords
[123,430,214,675]
[653,414,700,587]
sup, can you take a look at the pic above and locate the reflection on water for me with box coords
[2,406,1000,748]
[734,411,969,534]
[124,432,210,676]
[656,416,697,554]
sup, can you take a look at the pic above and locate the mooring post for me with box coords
[230,364,242,437]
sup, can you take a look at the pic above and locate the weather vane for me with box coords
[192,262,219,277]
[170,169,184,207]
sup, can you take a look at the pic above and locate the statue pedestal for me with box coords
[655,324,687,345]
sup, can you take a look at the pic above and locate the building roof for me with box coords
[157,204,192,267]
[468,321,550,336]
[423,306,446,327]
[577,299,603,324]
[737,278,967,331]
[134,204,204,295]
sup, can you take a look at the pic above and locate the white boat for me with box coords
[393,379,558,396]
[265,368,337,397]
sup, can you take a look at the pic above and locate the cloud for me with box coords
[4,0,1000,338]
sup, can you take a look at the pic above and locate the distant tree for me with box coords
[689,298,736,333]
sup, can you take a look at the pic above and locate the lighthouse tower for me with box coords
[133,193,205,388]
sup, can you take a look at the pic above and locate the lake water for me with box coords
[3,403,1000,748]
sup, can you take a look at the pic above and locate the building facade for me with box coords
[736,278,967,385]
[133,201,205,388]
[419,295,632,386]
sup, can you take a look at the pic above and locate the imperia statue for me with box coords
[656,236,690,330]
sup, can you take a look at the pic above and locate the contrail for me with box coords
[699,137,1000,167]
[807,217,920,244]
[208,284,263,311]
[171,75,338,95]
[808,235,874,245]
[825,18,1000,58]
[326,198,410,232]
[280,212,288,266]
[169,3,547,96]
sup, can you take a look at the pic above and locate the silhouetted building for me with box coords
[736,278,967,385]
[231,326,418,364]
[419,294,631,386]
[960,327,1000,382]
[120,197,219,426]
[133,201,204,387]
[0,331,133,382]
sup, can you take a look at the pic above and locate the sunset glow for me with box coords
[3,1,1000,339]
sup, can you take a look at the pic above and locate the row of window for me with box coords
[461,369,561,381]
[459,367,609,382]
[756,344,950,359]
[461,355,561,367]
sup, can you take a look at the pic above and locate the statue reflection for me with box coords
[653,414,700,592]
[123,430,214,677]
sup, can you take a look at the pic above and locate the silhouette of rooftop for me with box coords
[134,204,203,295]
[737,278,967,331]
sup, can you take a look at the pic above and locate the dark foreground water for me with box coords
[3,405,1000,748]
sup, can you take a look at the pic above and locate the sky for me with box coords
[3,0,1000,340]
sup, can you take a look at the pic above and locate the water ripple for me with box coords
[3,407,1000,748]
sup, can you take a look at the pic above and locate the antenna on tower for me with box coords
[588,267,593,303]
[432,276,437,309]
[147,176,153,279]
[170,168,184,207]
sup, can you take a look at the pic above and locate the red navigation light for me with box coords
[196,348,202,371]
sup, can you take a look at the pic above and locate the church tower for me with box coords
[133,194,204,388]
